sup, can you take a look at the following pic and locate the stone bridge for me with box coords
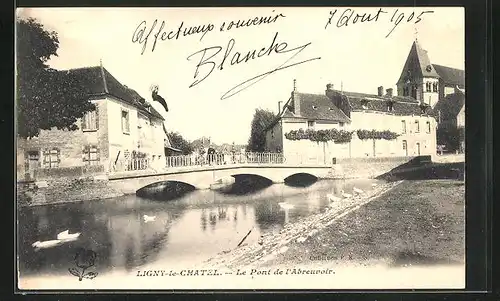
[107,164,335,195]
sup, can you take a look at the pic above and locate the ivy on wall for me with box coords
[284,128,400,143]
[284,129,354,143]
[356,129,400,140]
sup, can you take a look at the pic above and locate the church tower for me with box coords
[396,40,440,107]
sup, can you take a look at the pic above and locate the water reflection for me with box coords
[18,178,385,277]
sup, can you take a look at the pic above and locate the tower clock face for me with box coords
[426,65,432,72]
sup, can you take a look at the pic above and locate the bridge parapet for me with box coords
[110,152,291,174]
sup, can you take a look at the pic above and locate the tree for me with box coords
[17,17,94,138]
[167,132,194,155]
[246,108,276,152]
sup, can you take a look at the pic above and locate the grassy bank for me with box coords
[266,179,465,267]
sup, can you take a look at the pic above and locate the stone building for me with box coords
[17,64,169,181]
[264,82,437,164]
[396,40,465,152]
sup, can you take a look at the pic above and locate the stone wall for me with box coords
[329,156,431,179]
[17,176,124,208]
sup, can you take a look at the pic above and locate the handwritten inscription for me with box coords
[132,12,286,55]
[132,19,216,55]
[186,32,321,99]
[325,8,434,38]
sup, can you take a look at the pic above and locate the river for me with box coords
[17,177,385,278]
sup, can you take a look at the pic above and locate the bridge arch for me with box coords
[283,173,319,187]
[136,180,196,199]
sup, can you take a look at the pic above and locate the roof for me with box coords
[432,64,465,87]
[265,88,429,133]
[397,40,440,84]
[431,90,465,121]
[339,90,427,116]
[61,66,164,120]
[291,92,351,123]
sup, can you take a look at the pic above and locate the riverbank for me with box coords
[17,177,124,208]
[204,180,403,269]
[204,179,465,270]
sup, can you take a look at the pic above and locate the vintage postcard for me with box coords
[16,7,465,290]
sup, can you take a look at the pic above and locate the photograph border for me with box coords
[6,0,494,298]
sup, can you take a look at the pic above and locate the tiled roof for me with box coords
[61,66,164,120]
[293,93,351,123]
[339,90,427,116]
[397,40,440,84]
[432,64,465,87]
[431,90,465,121]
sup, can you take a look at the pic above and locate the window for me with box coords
[307,121,315,128]
[426,121,431,133]
[403,86,409,96]
[432,82,438,92]
[401,120,407,134]
[402,140,407,150]
[121,110,130,134]
[414,120,420,133]
[339,122,344,127]
[387,102,394,112]
[83,145,99,165]
[82,108,98,131]
[271,129,275,138]
[426,82,432,92]
[411,86,417,99]
[42,148,60,168]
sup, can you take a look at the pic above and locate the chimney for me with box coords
[386,88,393,97]
[291,80,301,115]
[378,86,384,96]
[325,83,335,98]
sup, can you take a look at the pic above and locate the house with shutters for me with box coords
[17,63,171,181]
[264,81,437,164]
[395,39,465,152]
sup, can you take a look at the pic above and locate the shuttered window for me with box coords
[82,145,100,165]
[42,148,60,168]
[82,107,99,131]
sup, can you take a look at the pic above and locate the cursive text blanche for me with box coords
[186,32,321,99]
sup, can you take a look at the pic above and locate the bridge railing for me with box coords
[165,152,285,168]
[110,152,289,173]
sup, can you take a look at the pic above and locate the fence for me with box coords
[165,152,285,168]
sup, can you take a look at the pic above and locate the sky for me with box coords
[17,7,464,145]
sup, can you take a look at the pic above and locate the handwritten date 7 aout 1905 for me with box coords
[325,8,434,38]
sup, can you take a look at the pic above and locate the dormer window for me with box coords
[328,107,335,111]
[420,104,429,114]
[312,105,318,110]
[361,99,370,110]
[387,100,395,112]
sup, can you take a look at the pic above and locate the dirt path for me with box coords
[204,179,465,270]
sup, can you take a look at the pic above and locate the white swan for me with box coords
[278,202,295,210]
[56,230,81,240]
[353,187,364,194]
[340,190,352,198]
[143,215,156,223]
[327,193,341,202]
[32,240,63,250]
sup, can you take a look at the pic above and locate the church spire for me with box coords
[396,39,440,85]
